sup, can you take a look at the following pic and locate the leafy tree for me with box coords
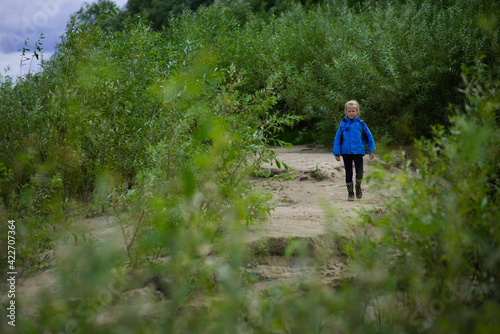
[77,0,127,31]
[124,0,320,29]
[125,0,214,29]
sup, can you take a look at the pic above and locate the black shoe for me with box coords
[347,183,355,201]
[355,179,362,199]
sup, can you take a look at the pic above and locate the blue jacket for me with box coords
[333,116,375,156]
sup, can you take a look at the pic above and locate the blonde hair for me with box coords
[344,100,360,114]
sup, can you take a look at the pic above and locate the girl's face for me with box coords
[345,105,358,119]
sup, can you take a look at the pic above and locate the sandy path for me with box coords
[253,145,385,238]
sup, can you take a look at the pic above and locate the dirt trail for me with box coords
[251,145,386,239]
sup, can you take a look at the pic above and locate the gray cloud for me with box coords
[0,50,53,77]
[1,0,128,52]
[0,0,82,53]
[0,0,127,76]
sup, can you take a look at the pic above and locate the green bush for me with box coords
[0,12,296,273]
[347,59,500,332]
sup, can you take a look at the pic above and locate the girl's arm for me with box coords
[364,123,376,154]
[333,125,342,157]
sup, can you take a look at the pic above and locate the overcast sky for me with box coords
[0,0,127,78]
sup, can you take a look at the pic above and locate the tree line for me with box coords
[79,0,500,145]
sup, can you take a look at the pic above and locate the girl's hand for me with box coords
[335,156,341,162]
[369,153,375,160]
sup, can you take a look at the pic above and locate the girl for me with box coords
[333,100,375,201]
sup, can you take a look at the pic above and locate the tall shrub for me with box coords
[348,58,500,332]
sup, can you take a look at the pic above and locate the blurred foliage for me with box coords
[349,58,500,332]
[0,11,295,280]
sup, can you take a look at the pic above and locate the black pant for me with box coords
[342,154,364,183]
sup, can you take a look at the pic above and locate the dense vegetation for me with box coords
[0,0,499,332]
[81,0,499,145]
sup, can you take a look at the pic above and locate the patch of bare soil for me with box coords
[251,145,386,237]
[244,145,391,288]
